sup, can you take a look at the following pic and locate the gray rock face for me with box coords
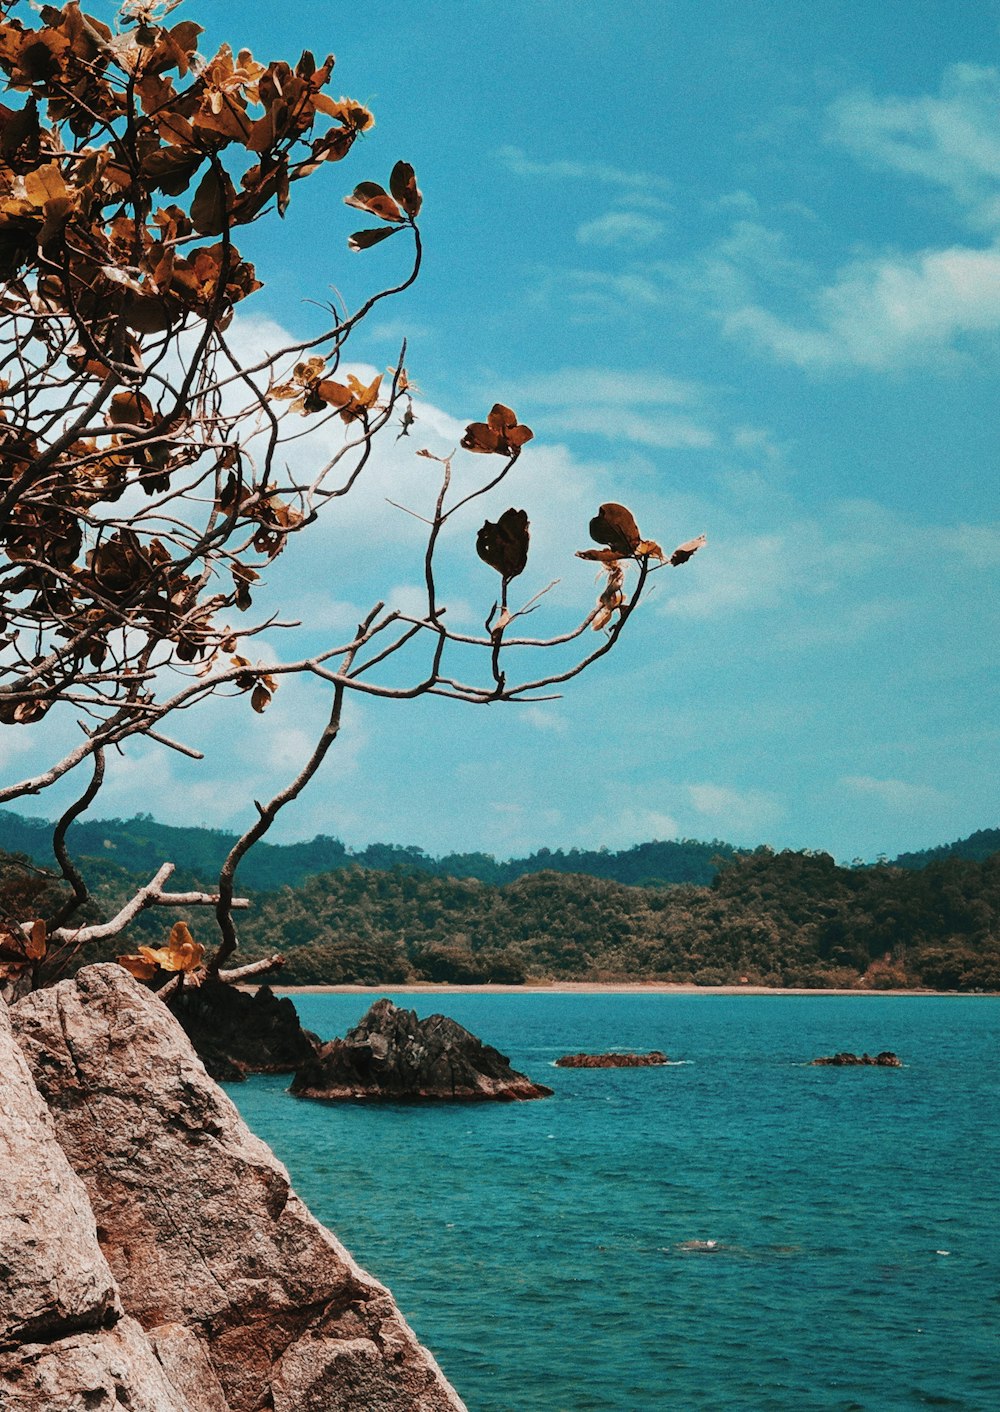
[0,995,188,1410]
[10,966,466,1412]
[291,997,553,1103]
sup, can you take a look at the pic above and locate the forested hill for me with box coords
[0,808,737,889]
[2,835,998,991]
[0,806,995,892]
[81,846,1000,992]
[891,829,1000,870]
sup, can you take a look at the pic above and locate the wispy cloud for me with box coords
[726,242,1000,370]
[576,211,666,248]
[687,783,782,837]
[498,144,670,193]
[504,365,715,450]
[660,66,1000,373]
[829,64,1000,233]
[840,776,950,811]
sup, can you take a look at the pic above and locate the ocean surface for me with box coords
[226,993,1000,1411]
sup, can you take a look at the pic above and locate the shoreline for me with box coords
[268,982,992,997]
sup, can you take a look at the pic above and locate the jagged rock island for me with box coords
[291,998,553,1102]
[555,1051,669,1068]
[811,1051,902,1066]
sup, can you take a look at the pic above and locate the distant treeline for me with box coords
[6,837,996,993]
[3,806,997,893]
[0,807,739,889]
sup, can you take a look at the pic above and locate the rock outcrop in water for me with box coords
[555,1050,669,1068]
[5,966,466,1411]
[811,1051,902,1066]
[167,980,321,1082]
[291,997,553,1102]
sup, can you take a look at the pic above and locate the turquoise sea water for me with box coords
[227,994,1000,1411]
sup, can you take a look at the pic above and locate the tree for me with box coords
[0,0,704,998]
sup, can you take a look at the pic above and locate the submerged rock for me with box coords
[555,1051,669,1068]
[291,997,553,1102]
[11,966,467,1412]
[811,1051,902,1067]
[168,980,320,1082]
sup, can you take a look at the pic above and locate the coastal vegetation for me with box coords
[2,818,996,991]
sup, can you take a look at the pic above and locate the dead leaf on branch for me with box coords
[344,180,406,224]
[230,654,278,710]
[577,509,706,629]
[25,918,46,961]
[389,160,422,217]
[462,404,533,456]
[588,502,641,556]
[345,167,421,251]
[119,921,204,982]
[670,534,707,565]
[476,507,530,583]
[0,917,46,963]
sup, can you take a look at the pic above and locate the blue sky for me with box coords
[8,1,999,861]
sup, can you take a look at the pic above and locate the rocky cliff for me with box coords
[291,997,553,1102]
[1,966,466,1411]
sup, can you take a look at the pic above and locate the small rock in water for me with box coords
[555,1050,669,1068]
[810,1050,902,1067]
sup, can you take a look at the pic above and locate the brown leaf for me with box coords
[389,160,422,217]
[312,95,375,131]
[592,563,626,631]
[190,165,235,236]
[251,682,272,713]
[107,390,156,426]
[461,404,533,456]
[589,503,641,556]
[138,922,205,974]
[575,548,623,565]
[347,226,398,251]
[25,918,46,961]
[118,953,159,981]
[343,181,405,223]
[670,534,707,566]
[476,508,530,582]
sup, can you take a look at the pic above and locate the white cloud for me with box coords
[576,211,665,247]
[498,144,670,193]
[513,368,701,407]
[840,776,950,811]
[502,365,715,451]
[829,64,1000,232]
[727,242,1000,370]
[589,806,683,848]
[687,783,782,836]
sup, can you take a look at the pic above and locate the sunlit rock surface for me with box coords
[10,966,466,1412]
